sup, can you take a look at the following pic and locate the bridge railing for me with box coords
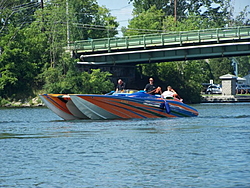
[73,26,250,52]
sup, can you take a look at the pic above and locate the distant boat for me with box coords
[40,90,198,120]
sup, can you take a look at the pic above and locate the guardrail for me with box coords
[73,26,250,52]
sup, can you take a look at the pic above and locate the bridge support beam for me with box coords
[78,41,250,65]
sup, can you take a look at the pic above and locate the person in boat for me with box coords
[162,86,182,101]
[144,77,162,95]
[116,79,126,92]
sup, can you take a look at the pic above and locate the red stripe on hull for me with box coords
[77,95,176,119]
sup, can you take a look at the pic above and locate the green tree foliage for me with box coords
[209,58,234,83]
[129,0,188,19]
[236,56,250,77]
[0,0,119,101]
[34,1,68,66]
[125,6,165,35]
[42,54,114,94]
[139,60,210,103]
[127,0,250,34]
[0,24,48,99]
[70,0,119,40]
[129,0,234,26]
[0,1,40,32]
[163,14,210,31]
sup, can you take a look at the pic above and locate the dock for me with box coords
[201,95,250,103]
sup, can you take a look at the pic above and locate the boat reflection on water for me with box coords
[39,90,198,120]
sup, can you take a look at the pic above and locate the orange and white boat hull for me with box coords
[39,94,89,120]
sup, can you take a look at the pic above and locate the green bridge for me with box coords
[72,26,250,65]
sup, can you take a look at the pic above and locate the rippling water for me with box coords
[1,103,250,187]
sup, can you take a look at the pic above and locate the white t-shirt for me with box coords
[162,90,174,98]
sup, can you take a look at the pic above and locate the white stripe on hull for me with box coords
[66,100,89,119]
[70,95,120,120]
[39,95,77,120]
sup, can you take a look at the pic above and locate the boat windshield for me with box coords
[112,90,161,98]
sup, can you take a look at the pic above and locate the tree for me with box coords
[128,0,250,30]
[138,60,210,103]
[0,0,119,101]
[0,29,41,99]
[209,58,234,83]
[125,6,165,35]
[162,14,211,32]
[0,1,40,33]
[0,1,50,100]
[129,0,188,20]
[69,0,119,40]
[37,0,118,94]
[129,0,233,25]
[236,56,250,77]
[42,54,114,94]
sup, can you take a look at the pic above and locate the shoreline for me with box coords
[201,95,250,103]
[1,95,250,108]
[0,97,45,108]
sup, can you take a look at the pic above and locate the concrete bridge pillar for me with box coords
[219,74,237,95]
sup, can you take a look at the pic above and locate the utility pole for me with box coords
[66,0,70,49]
[174,0,177,22]
[232,57,239,76]
[41,0,45,32]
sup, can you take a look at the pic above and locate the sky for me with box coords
[96,0,250,36]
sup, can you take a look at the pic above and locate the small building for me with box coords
[237,77,246,84]
[243,74,250,85]
[219,74,237,95]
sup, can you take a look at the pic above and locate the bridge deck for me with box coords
[73,26,250,53]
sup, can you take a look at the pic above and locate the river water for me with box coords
[1,103,250,188]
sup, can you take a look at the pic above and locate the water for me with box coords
[1,103,250,188]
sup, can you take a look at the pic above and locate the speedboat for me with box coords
[40,90,198,120]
